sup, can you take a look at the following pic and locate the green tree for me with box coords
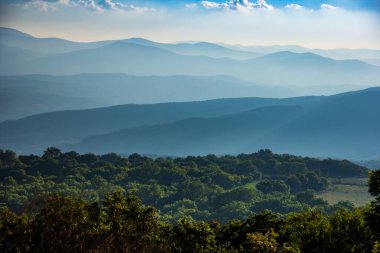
[247,229,279,253]
[365,170,380,240]
[30,194,96,253]
[172,218,217,252]
[101,191,167,252]
[280,210,331,253]
[42,147,62,159]
[0,208,30,253]
[330,208,373,252]
[257,180,290,194]
[285,175,302,194]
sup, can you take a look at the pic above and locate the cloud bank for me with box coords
[320,4,340,10]
[14,0,345,13]
[201,0,274,11]
[199,1,342,12]
[284,4,304,10]
[1,0,378,49]
[18,0,153,13]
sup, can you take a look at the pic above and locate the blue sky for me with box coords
[0,0,379,48]
[138,0,380,10]
[1,0,379,11]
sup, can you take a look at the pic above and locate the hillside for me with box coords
[0,44,44,67]
[1,88,379,160]
[0,95,320,154]
[125,38,261,60]
[65,88,380,160]
[0,74,293,121]
[264,88,380,159]
[1,29,379,86]
[0,149,369,218]
[0,27,108,54]
[69,106,304,155]
[0,27,260,60]
[1,149,375,252]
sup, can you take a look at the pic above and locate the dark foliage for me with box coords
[0,149,367,222]
[0,189,378,253]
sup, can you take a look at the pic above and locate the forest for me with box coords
[0,148,379,252]
[0,148,369,222]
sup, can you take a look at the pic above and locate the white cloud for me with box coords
[255,0,274,10]
[76,0,103,12]
[285,4,304,10]
[58,0,70,4]
[97,0,153,12]
[185,3,198,9]
[4,0,378,49]
[320,4,340,10]
[18,0,59,11]
[16,0,153,13]
[201,0,274,11]
[201,1,228,9]
[98,0,124,10]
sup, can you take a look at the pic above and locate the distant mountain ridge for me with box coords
[1,88,379,160]
[0,95,325,155]
[1,27,380,86]
[1,27,379,160]
[66,88,380,160]
[71,105,304,156]
[0,73,293,121]
[0,27,109,54]
[124,37,261,60]
[224,43,380,61]
[0,27,260,60]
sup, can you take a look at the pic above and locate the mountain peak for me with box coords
[260,51,325,59]
[121,37,162,48]
[0,27,33,38]
[125,37,155,43]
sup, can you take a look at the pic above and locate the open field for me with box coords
[317,178,373,207]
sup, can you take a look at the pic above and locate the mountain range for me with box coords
[0,74,295,121]
[0,95,319,154]
[1,27,379,160]
[1,88,379,160]
[1,27,380,87]
[224,44,380,63]
[66,88,380,160]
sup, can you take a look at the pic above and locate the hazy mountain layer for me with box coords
[1,28,379,87]
[2,88,380,160]
[64,88,380,160]
[0,74,293,121]
[0,27,259,60]
[124,38,261,60]
[0,95,324,154]
[0,27,108,54]
[225,44,380,61]
[2,41,379,86]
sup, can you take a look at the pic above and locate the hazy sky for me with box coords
[0,0,379,49]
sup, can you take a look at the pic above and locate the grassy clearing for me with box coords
[245,177,373,207]
[330,177,368,186]
[244,181,258,190]
[317,178,373,207]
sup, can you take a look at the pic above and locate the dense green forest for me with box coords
[0,148,369,223]
[1,169,380,252]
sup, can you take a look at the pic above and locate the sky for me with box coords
[0,0,379,49]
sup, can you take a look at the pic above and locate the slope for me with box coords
[0,96,323,154]
[69,106,304,155]
[2,41,379,86]
[0,27,108,54]
[0,73,293,121]
[125,38,260,60]
[67,88,380,160]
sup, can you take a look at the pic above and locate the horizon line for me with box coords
[3,26,380,51]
